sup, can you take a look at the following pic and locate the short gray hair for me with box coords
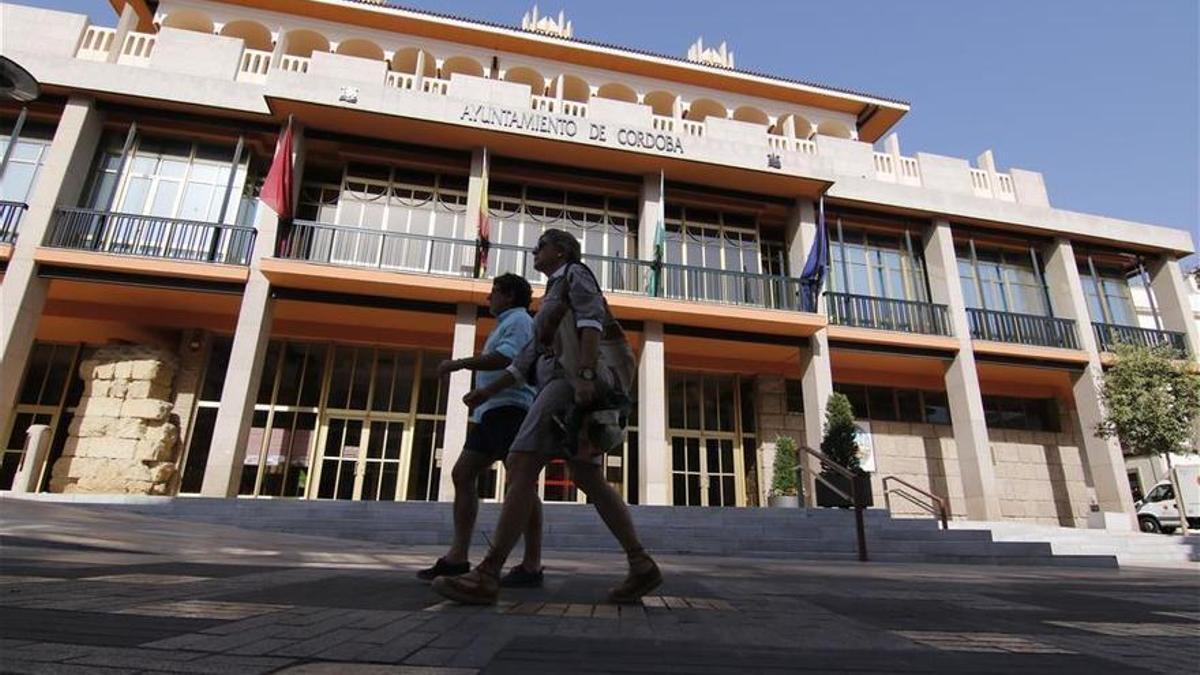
[537,228,581,263]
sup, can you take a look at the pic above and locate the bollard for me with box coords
[13,424,52,493]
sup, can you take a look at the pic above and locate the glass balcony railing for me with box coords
[44,207,256,266]
[0,200,27,244]
[966,307,1079,349]
[1092,322,1188,356]
[827,292,952,336]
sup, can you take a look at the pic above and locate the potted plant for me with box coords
[768,435,801,508]
[816,392,874,508]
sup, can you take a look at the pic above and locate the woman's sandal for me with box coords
[607,555,662,604]
[431,568,500,605]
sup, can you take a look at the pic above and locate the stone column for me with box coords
[791,197,829,505]
[0,96,105,452]
[201,124,305,497]
[438,303,478,502]
[1147,256,1200,362]
[637,320,669,505]
[465,148,487,241]
[637,173,664,261]
[922,220,1001,521]
[1042,238,1136,529]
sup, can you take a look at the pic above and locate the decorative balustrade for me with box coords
[795,138,817,155]
[76,25,115,61]
[1092,322,1188,356]
[0,201,28,244]
[969,168,992,197]
[237,49,272,83]
[116,31,155,66]
[873,152,896,181]
[422,77,449,95]
[967,308,1079,349]
[827,292,952,336]
[45,207,256,266]
[679,119,705,137]
[652,115,675,132]
[278,54,311,73]
[386,71,416,90]
[897,156,920,184]
[994,173,1016,201]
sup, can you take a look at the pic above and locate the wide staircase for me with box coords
[43,497,1144,569]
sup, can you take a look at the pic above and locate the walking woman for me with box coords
[432,228,661,605]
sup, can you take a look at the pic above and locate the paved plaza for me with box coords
[1,498,1198,674]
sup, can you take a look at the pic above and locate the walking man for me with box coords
[432,228,661,605]
[417,273,545,587]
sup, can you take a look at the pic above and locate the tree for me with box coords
[770,435,799,497]
[821,392,861,471]
[1097,343,1200,457]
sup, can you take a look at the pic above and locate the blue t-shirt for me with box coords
[473,307,536,421]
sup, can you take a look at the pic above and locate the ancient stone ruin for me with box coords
[50,346,180,495]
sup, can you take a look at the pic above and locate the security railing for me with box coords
[659,262,804,310]
[882,475,949,530]
[967,308,1079,349]
[486,241,650,295]
[827,292,952,336]
[796,444,868,562]
[280,221,476,278]
[45,207,256,266]
[1,201,28,244]
[1092,322,1188,356]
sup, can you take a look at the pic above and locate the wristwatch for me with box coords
[577,366,596,381]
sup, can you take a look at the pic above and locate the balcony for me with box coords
[1092,322,1188,356]
[966,308,1079,350]
[1,201,28,244]
[827,292,952,336]
[44,207,256,266]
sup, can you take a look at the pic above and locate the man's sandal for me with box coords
[607,557,662,604]
[431,568,500,605]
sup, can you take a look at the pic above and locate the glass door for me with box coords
[361,420,405,500]
[314,417,408,500]
[670,435,739,506]
[316,417,364,500]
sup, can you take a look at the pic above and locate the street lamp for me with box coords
[0,55,40,102]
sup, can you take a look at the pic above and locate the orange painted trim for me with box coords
[827,325,959,352]
[0,243,12,262]
[34,247,250,284]
[971,340,1091,364]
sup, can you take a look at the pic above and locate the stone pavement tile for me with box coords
[353,630,440,663]
[0,659,132,674]
[118,600,292,620]
[406,646,464,667]
[1154,610,1200,621]
[227,637,295,656]
[81,574,212,585]
[270,628,367,658]
[1045,621,1200,637]
[136,654,296,674]
[895,631,1075,654]
[276,664,477,674]
[1,608,222,647]
[274,610,370,639]
[358,615,435,644]
[4,642,103,663]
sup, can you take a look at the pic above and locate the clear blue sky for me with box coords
[27,0,1200,250]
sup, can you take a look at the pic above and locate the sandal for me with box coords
[500,564,545,588]
[431,568,500,605]
[416,557,470,581]
[607,556,662,604]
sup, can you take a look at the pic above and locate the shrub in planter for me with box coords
[816,392,874,508]
[768,435,800,507]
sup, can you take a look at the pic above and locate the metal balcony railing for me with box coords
[0,201,28,244]
[1092,322,1188,356]
[658,262,805,311]
[281,220,477,278]
[827,292,952,336]
[45,207,256,266]
[967,307,1079,349]
[486,241,650,295]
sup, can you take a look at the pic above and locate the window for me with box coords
[833,383,952,425]
[956,242,1049,315]
[1080,262,1138,327]
[1144,483,1173,503]
[829,223,928,302]
[981,396,1060,432]
[784,379,804,414]
[0,122,54,203]
[661,204,785,305]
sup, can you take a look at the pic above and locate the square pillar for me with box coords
[923,220,1002,521]
[465,148,487,240]
[200,124,305,497]
[637,320,669,505]
[637,173,664,262]
[0,96,104,449]
[438,303,478,501]
[799,334,832,506]
[1147,256,1200,361]
[1042,238,1137,528]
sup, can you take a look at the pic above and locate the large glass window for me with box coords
[956,242,1049,315]
[2,343,83,491]
[1080,262,1138,327]
[660,205,786,305]
[833,383,952,426]
[0,122,54,203]
[828,222,928,302]
[982,396,1061,433]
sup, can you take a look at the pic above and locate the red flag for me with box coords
[474,148,491,277]
[260,117,294,220]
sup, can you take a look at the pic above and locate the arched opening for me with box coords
[595,82,638,104]
[391,47,436,77]
[503,66,546,94]
[643,90,677,117]
[336,38,384,61]
[686,98,727,122]
[219,20,272,51]
[283,29,330,57]
[162,9,214,34]
[816,120,854,139]
[773,113,813,138]
[732,106,770,126]
[549,74,591,102]
[441,55,485,79]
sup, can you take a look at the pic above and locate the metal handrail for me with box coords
[0,200,28,244]
[46,206,256,265]
[1092,321,1188,356]
[794,444,868,562]
[882,475,949,530]
[967,307,1079,349]
[826,291,952,336]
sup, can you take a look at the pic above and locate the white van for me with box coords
[1136,469,1200,534]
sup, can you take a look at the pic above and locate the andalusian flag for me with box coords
[474,147,491,278]
[646,171,665,297]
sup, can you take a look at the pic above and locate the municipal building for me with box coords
[1,0,1197,530]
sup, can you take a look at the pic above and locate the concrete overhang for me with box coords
[114,0,908,142]
[34,247,251,285]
